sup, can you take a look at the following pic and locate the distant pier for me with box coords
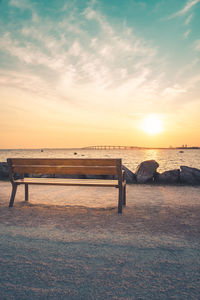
[82,146,138,150]
[82,146,200,150]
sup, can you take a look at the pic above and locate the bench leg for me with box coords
[118,185,123,214]
[123,183,126,206]
[25,184,29,201]
[9,184,17,207]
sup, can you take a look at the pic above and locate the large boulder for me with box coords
[155,169,180,184]
[122,165,136,184]
[0,162,9,180]
[180,166,200,185]
[135,160,159,183]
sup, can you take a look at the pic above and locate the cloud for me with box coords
[9,0,39,22]
[0,1,160,110]
[83,6,115,36]
[1,0,198,118]
[0,33,65,70]
[168,0,200,19]
[185,14,193,24]
[9,0,35,12]
[184,29,191,39]
[162,85,186,98]
[10,0,28,9]
[0,69,57,100]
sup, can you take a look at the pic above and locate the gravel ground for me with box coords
[0,182,200,299]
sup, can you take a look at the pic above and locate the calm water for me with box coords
[1,148,200,172]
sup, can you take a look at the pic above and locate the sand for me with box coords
[0,181,200,299]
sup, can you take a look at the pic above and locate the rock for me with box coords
[0,162,9,179]
[180,166,200,185]
[122,165,136,184]
[155,169,180,184]
[135,160,159,183]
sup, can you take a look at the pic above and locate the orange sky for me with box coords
[1,0,200,149]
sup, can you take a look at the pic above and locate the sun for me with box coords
[141,114,163,135]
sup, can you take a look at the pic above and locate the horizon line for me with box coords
[0,146,200,151]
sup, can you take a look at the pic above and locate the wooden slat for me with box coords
[12,166,118,175]
[14,178,119,187]
[9,158,120,166]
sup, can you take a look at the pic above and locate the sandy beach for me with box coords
[0,181,200,299]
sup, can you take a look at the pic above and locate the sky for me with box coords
[0,0,200,149]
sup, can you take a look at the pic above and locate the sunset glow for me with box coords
[141,115,163,135]
[0,0,200,148]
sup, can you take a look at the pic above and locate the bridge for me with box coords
[82,146,138,150]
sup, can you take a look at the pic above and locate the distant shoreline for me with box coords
[0,147,199,151]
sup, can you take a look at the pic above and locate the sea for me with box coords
[0,148,200,173]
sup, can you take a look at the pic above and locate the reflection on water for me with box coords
[143,149,158,162]
[0,148,200,172]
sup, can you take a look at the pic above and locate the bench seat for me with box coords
[14,178,119,187]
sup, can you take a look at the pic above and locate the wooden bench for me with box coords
[7,158,126,213]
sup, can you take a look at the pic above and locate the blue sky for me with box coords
[0,0,200,148]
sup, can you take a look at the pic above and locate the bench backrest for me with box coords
[7,158,122,179]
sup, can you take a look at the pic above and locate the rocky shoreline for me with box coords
[128,160,200,185]
[1,160,200,185]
